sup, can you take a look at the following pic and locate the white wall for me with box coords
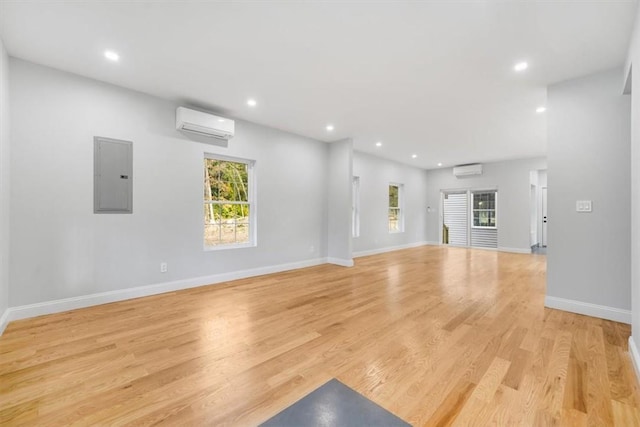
[0,37,10,326]
[546,67,631,321]
[425,157,547,252]
[352,151,428,255]
[625,4,640,376]
[327,139,353,265]
[9,59,330,307]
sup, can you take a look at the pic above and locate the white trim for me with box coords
[0,308,9,335]
[1,257,327,330]
[471,190,498,229]
[353,241,428,258]
[352,176,360,238]
[424,241,531,256]
[497,246,532,254]
[388,182,405,233]
[629,336,640,385]
[203,241,256,252]
[203,153,257,249]
[327,258,354,267]
[544,295,631,324]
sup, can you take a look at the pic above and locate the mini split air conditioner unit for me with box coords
[453,164,483,177]
[176,107,235,140]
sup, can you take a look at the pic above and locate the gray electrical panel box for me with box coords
[94,136,133,214]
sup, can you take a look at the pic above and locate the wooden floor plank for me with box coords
[0,246,638,426]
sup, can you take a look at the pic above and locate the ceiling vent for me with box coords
[176,107,235,140]
[453,163,483,177]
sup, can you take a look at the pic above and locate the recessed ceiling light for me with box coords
[104,50,119,62]
[412,154,417,159]
[514,61,528,72]
[326,124,334,132]
[536,106,546,113]
[218,119,225,122]
[437,162,443,167]
[376,142,382,147]
[247,99,257,107]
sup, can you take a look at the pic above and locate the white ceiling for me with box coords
[0,1,636,169]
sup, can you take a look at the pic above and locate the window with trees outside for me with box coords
[389,183,404,232]
[472,191,497,228]
[204,155,255,248]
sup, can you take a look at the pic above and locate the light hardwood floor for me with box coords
[1,246,639,426]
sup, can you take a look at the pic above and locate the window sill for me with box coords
[471,226,497,230]
[204,242,256,251]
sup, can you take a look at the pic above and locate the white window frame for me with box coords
[388,182,405,233]
[471,190,497,229]
[203,153,257,250]
[352,176,360,238]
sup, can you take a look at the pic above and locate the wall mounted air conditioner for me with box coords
[453,163,483,177]
[176,107,235,140]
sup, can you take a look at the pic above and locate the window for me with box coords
[472,191,497,228]
[204,154,255,248]
[389,183,404,232]
[352,176,360,238]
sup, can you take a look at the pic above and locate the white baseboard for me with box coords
[426,241,440,246]
[452,246,530,254]
[433,245,531,254]
[2,257,328,330]
[497,246,532,254]
[545,295,631,324]
[327,258,354,267]
[629,336,640,385]
[0,307,9,335]
[353,241,428,258]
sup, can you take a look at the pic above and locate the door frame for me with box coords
[541,186,548,247]
[440,187,498,247]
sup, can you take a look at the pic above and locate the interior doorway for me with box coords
[529,169,547,254]
[442,191,468,246]
[441,189,498,249]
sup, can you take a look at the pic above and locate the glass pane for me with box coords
[204,158,252,246]
[237,205,250,222]
[389,208,399,231]
[221,223,236,245]
[204,160,215,201]
[389,185,399,208]
[214,203,223,223]
[204,223,221,246]
[204,204,217,225]
[204,159,249,202]
[480,211,489,226]
[218,204,236,229]
[235,222,250,244]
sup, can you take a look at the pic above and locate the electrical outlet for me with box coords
[160,262,168,273]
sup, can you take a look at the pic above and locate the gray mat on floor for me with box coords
[258,378,411,427]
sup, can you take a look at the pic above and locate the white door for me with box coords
[443,191,468,246]
[542,187,548,247]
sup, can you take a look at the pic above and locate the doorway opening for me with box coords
[441,189,498,249]
[529,169,547,254]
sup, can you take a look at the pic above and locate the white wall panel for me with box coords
[8,59,330,307]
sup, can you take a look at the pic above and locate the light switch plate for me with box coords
[576,200,592,213]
